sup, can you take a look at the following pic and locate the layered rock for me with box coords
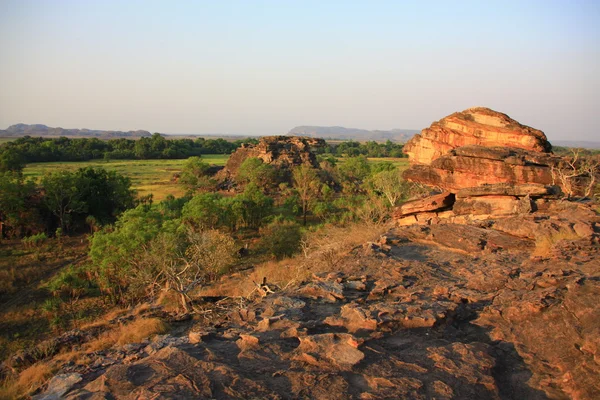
[403,145,561,192]
[396,107,568,225]
[221,135,325,178]
[403,107,551,165]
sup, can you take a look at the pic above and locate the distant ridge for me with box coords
[551,140,600,150]
[287,126,418,143]
[0,123,151,138]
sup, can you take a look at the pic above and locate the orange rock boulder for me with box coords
[403,107,551,165]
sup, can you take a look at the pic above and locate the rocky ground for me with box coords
[32,213,599,400]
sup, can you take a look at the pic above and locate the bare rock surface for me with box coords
[36,216,600,399]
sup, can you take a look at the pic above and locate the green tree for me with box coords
[0,172,39,238]
[179,156,211,190]
[41,170,87,232]
[89,206,237,310]
[76,167,136,225]
[238,183,274,229]
[370,169,409,207]
[181,193,224,230]
[0,150,25,172]
[237,157,276,189]
[292,165,322,225]
[338,156,371,193]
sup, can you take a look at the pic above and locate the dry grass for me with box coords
[532,229,582,258]
[0,362,54,399]
[199,221,389,298]
[84,318,169,352]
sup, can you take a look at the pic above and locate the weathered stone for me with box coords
[453,195,528,216]
[423,224,534,253]
[293,333,364,370]
[403,107,551,165]
[456,183,561,198]
[324,303,377,333]
[403,151,555,192]
[220,136,325,180]
[33,373,82,400]
[297,281,344,302]
[395,192,455,216]
[236,334,260,351]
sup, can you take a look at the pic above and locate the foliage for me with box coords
[0,149,25,172]
[237,157,277,189]
[330,140,406,158]
[41,167,136,232]
[178,156,212,190]
[338,156,371,193]
[89,204,238,309]
[41,170,87,232]
[76,167,136,224]
[21,233,48,248]
[370,169,411,207]
[181,193,224,230]
[0,172,42,238]
[292,165,323,225]
[0,135,257,164]
[259,220,303,259]
[89,205,171,302]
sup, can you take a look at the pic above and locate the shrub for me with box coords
[260,220,303,259]
[21,232,47,248]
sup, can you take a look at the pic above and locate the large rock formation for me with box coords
[403,146,561,191]
[403,107,551,165]
[396,107,570,226]
[220,136,325,179]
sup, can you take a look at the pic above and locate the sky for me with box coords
[0,1,598,140]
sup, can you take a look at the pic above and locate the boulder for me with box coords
[394,192,455,217]
[403,107,551,165]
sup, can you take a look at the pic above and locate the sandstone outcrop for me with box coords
[220,135,325,180]
[32,224,600,399]
[403,107,551,165]
[395,107,575,225]
[403,145,561,192]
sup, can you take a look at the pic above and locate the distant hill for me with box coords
[551,140,600,150]
[288,126,418,143]
[0,123,151,139]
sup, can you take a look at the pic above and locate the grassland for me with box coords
[23,155,229,202]
[0,138,14,144]
[367,157,409,171]
[22,155,409,201]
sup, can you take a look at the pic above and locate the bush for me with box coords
[22,232,47,248]
[260,220,303,259]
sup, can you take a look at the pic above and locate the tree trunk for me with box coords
[179,293,189,313]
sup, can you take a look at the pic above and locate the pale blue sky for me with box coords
[0,1,598,140]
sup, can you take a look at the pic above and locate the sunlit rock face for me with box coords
[403,107,551,166]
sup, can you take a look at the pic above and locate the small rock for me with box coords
[297,281,344,302]
[32,373,82,400]
[293,333,364,370]
[236,334,260,351]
